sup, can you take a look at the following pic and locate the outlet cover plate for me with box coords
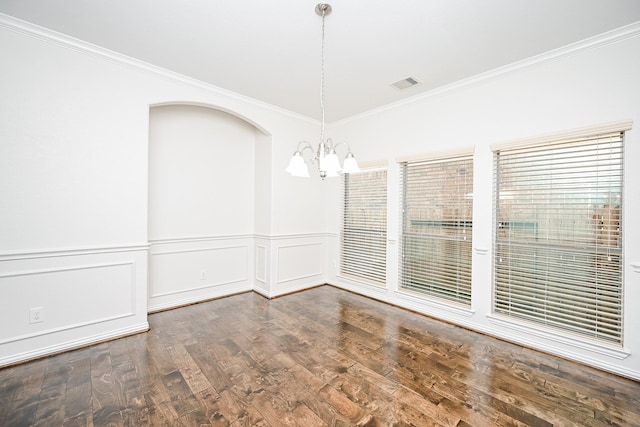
[29,307,44,324]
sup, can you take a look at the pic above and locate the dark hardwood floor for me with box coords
[1,286,639,426]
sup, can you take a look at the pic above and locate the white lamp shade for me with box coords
[286,152,310,177]
[342,153,360,174]
[324,151,342,177]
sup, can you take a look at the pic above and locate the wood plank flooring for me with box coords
[1,285,639,426]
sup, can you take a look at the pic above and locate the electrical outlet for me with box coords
[200,270,207,280]
[29,307,44,324]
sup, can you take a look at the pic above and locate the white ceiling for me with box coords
[2,0,640,122]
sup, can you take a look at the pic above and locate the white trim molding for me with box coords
[0,13,317,125]
[276,242,323,284]
[0,246,148,368]
[395,290,476,318]
[0,322,149,368]
[333,22,640,126]
[486,314,631,360]
[396,146,475,164]
[490,120,633,152]
[149,234,254,245]
[148,237,251,309]
[0,243,149,261]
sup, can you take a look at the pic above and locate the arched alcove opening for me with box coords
[147,103,271,311]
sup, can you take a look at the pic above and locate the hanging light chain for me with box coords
[286,4,359,179]
[319,5,327,142]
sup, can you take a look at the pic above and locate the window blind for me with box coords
[493,132,624,344]
[400,154,473,306]
[340,167,387,285]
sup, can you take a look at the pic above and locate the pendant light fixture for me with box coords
[286,3,360,179]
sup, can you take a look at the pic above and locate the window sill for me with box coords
[395,290,475,318]
[486,313,631,360]
[336,274,388,291]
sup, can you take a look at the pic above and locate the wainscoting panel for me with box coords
[0,262,134,343]
[253,238,271,297]
[253,234,326,298]
[148,236,253,311]
[255,244,267,284]
[277,242,323,283]
[0,245,148,367]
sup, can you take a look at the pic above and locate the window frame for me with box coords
[339,165,388,286]
[398,150,474,307]
[491,124,628,346]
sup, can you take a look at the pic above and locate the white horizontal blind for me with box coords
[493,132,624,344]
[340,168,387,285]
[400,154,473,306]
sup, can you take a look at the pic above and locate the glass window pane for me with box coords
[400,155,473,306]
[493,133,623,344]
[340,168,387,285]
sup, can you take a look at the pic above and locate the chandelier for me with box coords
[286,3,360,179]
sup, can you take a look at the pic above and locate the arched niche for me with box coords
[148,103,271,240]
[150,101,271,136]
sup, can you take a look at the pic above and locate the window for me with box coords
[400,153,473,306]
[493,131,624,344]
[340,167,387,285]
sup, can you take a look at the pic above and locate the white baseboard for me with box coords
[148,284,253,313]
[253,282,325,299]
[0,322,149,368]
[328,279,640,381]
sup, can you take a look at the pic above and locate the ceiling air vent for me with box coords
[391,76,420,90]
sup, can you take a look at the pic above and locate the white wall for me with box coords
[149,105,256,240]
[326,33,640,379]
[0,15,326,365]
[147,105,258,310]
[4,10,637,380]
[0,19,152,365]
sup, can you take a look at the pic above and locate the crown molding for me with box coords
[332,21,640,127]
[3,12,638,128]
[0,13,318,125]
